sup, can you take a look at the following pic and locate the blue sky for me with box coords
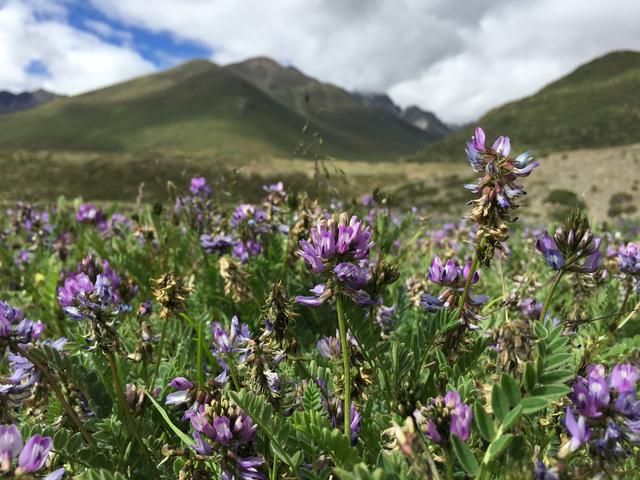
[1,0,640,123]
[64,2,211,69]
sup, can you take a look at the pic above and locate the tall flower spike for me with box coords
[464,127,539,265]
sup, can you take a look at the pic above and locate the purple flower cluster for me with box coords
[536,231,601,273]
[200,200,274,264]
[175,177,219,233]
[76,203,108,232]
[618,242,640,292]
[190,177,213,197]
[0,300,45,345]
[57,273,120,321]
[421,255,488,328]
[296,214,376,307]
[464,127,539,262]
[561,363,640,458]
[3,203,53,259]
[185,404,264,479]
[316,329,359,359]
[1,299,66,418]
[618,242,640,274]
[57,255,136,323]
[0,425,63,479]
[465,127,539,210]
[211,316,252,363]
[414,390,473,444]
[520,298,544,321]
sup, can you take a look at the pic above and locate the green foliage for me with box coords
[229,389,303,470]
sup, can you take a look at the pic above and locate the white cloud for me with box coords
[88,0,640,123]
[2,0,640,123]
[390,0,640,122]
[0,0,154,95]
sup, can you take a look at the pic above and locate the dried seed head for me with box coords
[152,272,191,319]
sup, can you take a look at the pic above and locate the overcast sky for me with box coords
[1,0,639,123]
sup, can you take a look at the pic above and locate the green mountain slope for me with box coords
[413,50,640,162]
[227,57,443,143]
[0,58,431,160]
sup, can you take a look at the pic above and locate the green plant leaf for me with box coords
[539,369,575,384]
[500,374,522,405]
[523,362,537,393]
[520,397,550,414]
[532,384,571,399]
[473,403,496,442]
[491,384,509,421]
[485,433,513,463]
[145,392,194,447]
[451,435,479,476]
[500,404,523,432]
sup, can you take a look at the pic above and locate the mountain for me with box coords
[0,89,60,115]
[227,57,446,145]
[400,106,451,138]
[352,93,401,116]
[0,58,437,160]
[351,92,450,140]
[413,50,640,162]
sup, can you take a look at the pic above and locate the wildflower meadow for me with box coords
[1,128,639,479]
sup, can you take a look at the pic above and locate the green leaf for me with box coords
[491,384,509,421]
[500,374,522,405]
[485,434,513,463]
[524,362,537,393]
[145,392,194,447]
[520,397,550,414]
[532,384,571,399]
[473,403,496,442]
[499,404,523,432]
[230,390,302,470]
[451,435,479,476]
[302,382,324,413]
[545,353,572,369]
[539,369,575,384]
[87,469,128,480]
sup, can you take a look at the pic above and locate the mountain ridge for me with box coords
[412,50,640,162]
[0,89,61,115]
[0,57,447,160]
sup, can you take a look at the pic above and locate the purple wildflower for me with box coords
[0,424,22,471]
[189,177,212,197]
[563,408,591,454]
[414,390,473,445]
[16,434,52,474]
[609,364,639,393]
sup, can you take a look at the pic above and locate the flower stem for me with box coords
[14,346,96,448]
[445,451,454,480]
[538,270,565,322]
[106,351,149,455]
[196,314,204,386]
[455,249,481,320]
[336,293,351,440]
[270,454,279,480]
[148,316,170,390]
[227,356,241,391]
[620,279,633,317]
[497,257,509,325]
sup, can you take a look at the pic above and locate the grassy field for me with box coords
[3,142,640,223]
